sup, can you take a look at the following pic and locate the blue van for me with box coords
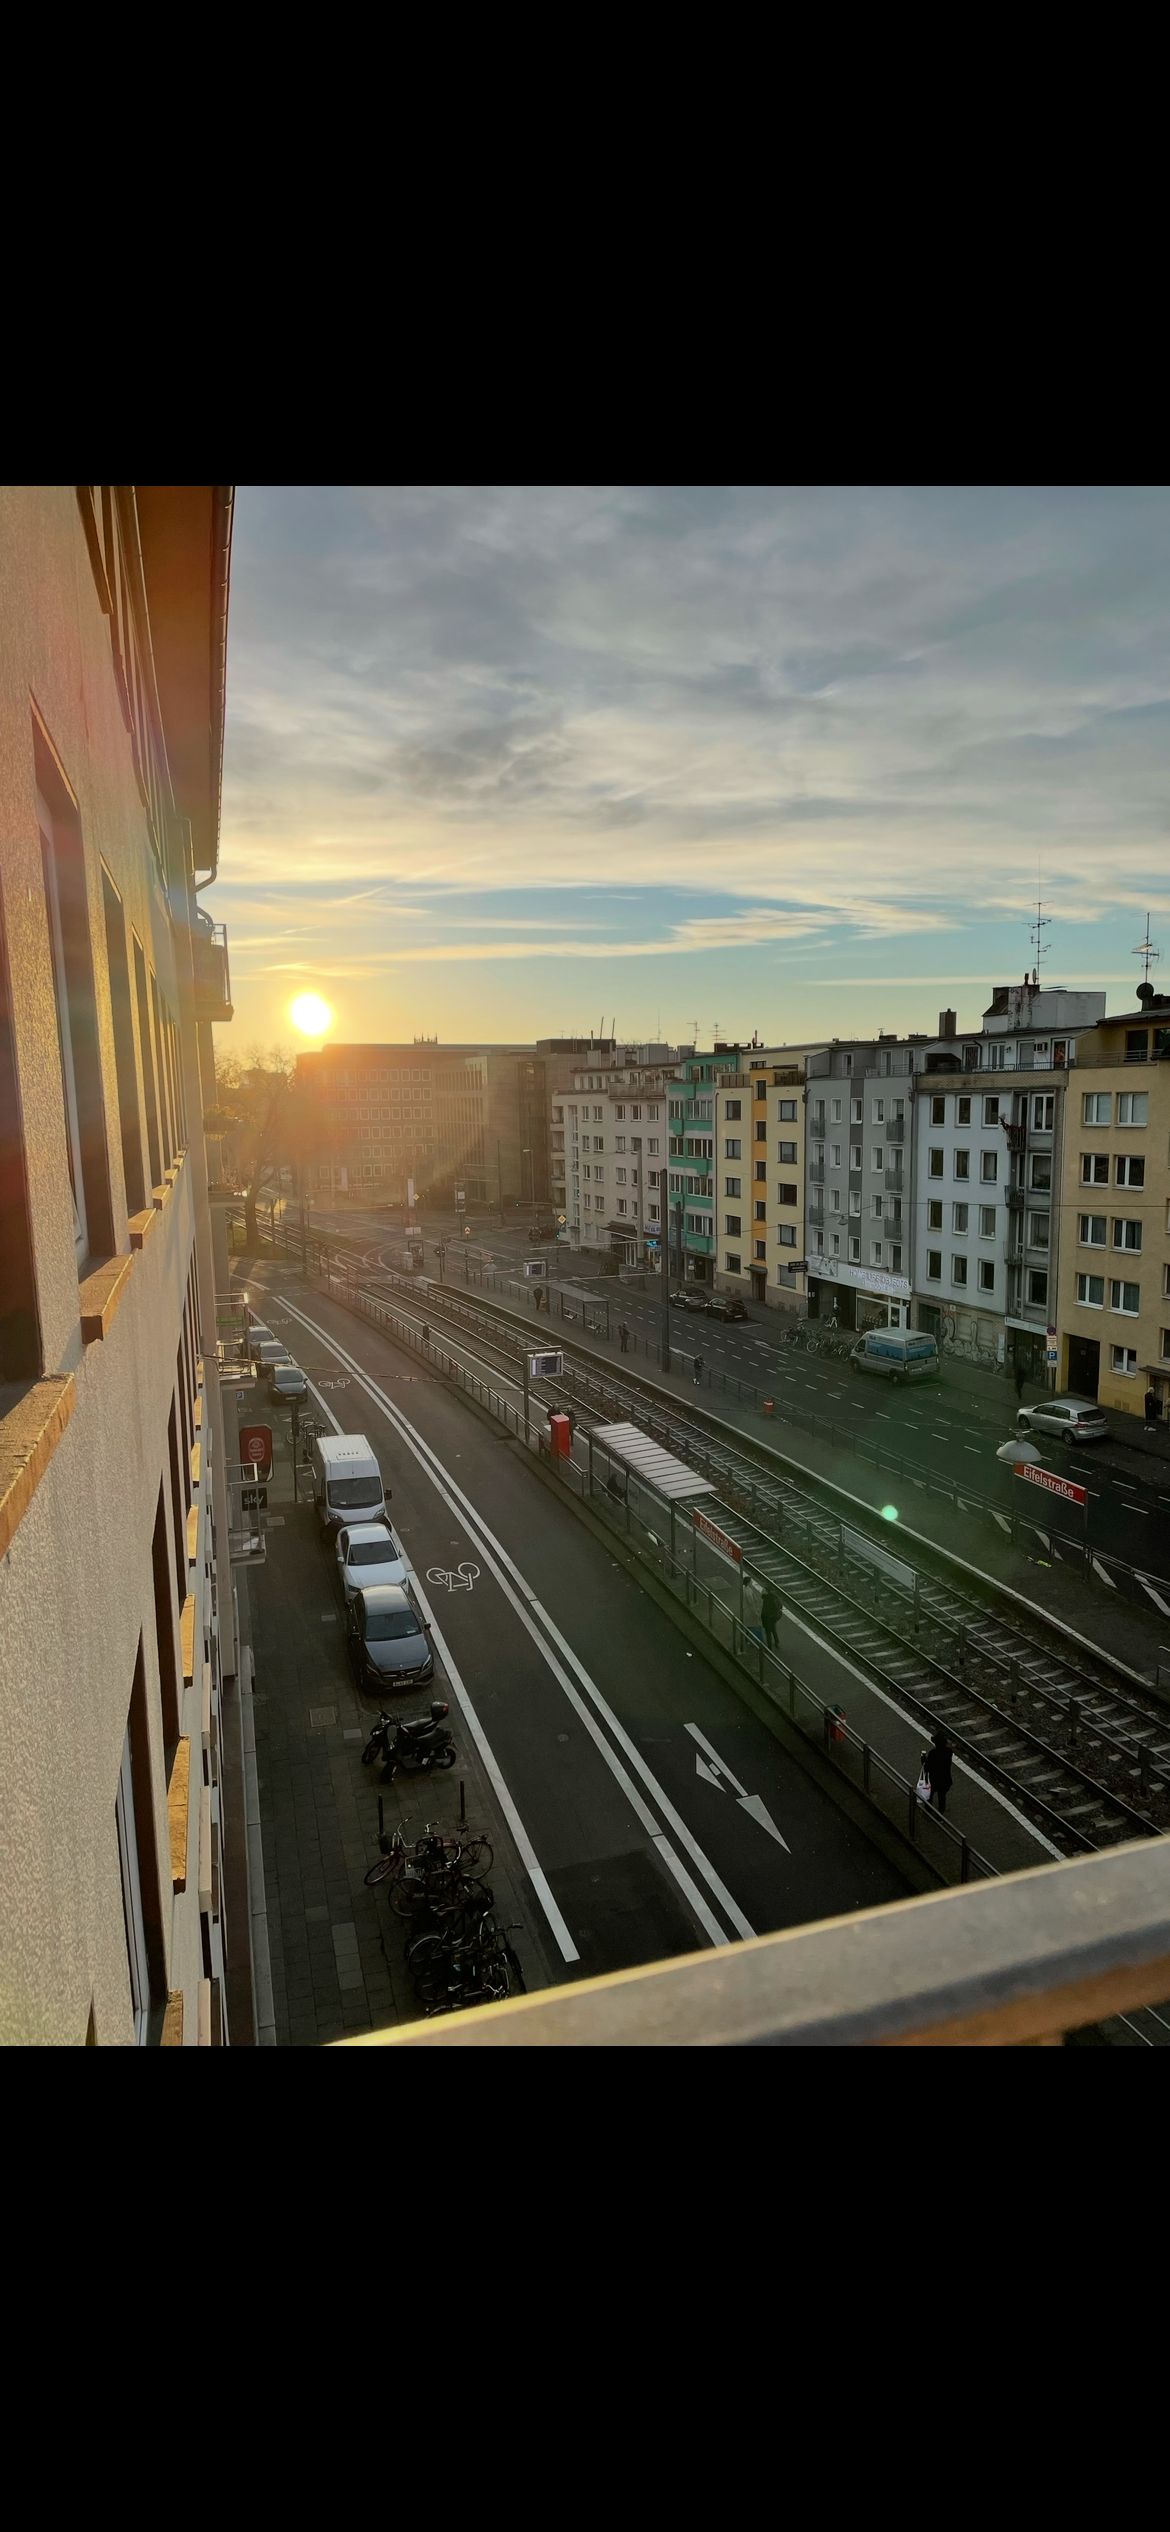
[850,1327,939,1384]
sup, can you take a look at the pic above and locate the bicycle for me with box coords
[363,1822,463,1891]
[410,1916,525,2013]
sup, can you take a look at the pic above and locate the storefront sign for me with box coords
[809,1261,910,1300]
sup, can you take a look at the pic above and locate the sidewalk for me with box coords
[933,1346,1170,1472]
[227,1346,553,2046]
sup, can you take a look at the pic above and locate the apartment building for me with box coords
[911,987,1105,1377]
[0,484,240,2044]
[555,1049,677,1258]
[805,1038,933,1329]
[713,1048,825,1311]
[296,1038,613,1211]
[1054,985,1170,1416]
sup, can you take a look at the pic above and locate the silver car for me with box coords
[346,1585,434,1691]
[1016,1395,1109,1445]
[335,1520,409,1602]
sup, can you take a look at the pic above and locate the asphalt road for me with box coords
[247,1257,908,1988]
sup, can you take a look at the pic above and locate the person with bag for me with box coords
[759,1583,782,1650]
[920,1723,954,1815]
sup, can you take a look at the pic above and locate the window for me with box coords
[1165,1264,1170,1299]
[952,1254,968,1286]
[927,1199,943,1230]
[952,1202,968,1233]
[771,1182,794,1208]
[872,1099,884,1124]
[755,1119,767,1142]
[890,1245,902,1271]
[957,1096,971,1125]
[754,1200,766,1222]
[725,1253,741,1275]
[930,1096,946,1125]
[754,1239,766,1262]
[849,1191,861,1216]
[980,1151,998,1184]
[1028,1212,1050,1249]
[1027,1269,1048,1307]
[1162,1328,1170,1360]
[778,1140,797,1164]
[1079,1214,1106,1246]
[778,1224,796,1247]
[978,1205,996,1237]
[831,1232,840,1256]
[614,1167,626,1185]
[615,1135,626,1153]
[37,763,114,1267]
[754,1160,766,1182]
[724,1138,741,1159]
[869,1240,882,1265]
[872,1195,883,1219]
[1032,1094,1055,1132]
[849,1237,861,1261]
[724,1099,741,1119]
[872,1146,884,1171]
[830,1144,842,1168]
[814,1230,824,1253]
[1082,1092,1112,1125]
[593,1106,603,1122]
[725,1214,741,1236]
[1077,1273,1105,1307]
[0,880,40,1382]
[954,1149,970,1181]
[830,1098,842,1123]
[1111,1344,1139,1376]
[1115,1154,1144,1187]
[978,1259,995,1293]
[1118,1092,1148,1126]
[983,1096,1000,1126]
[778,1100,797,1121]
[647,1137,659,1155]
[850,1146,862,1171]
[1028,1153,1051,1191]
[1110,1279,1140,1315]
[929,1149,943,1178]
[927,1250,942,1280]
[724,1176,741,1198]
[1124,1030,1148,1064]
[1081,1153,1109,1185]
[1112,1219,1142,1252]
[616,1199,627,1216]
[850,1099,863,1124]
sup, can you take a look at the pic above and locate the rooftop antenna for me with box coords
[1133,911,1161,985]
[688,1018,699,1048]
[1028,889,1050,988]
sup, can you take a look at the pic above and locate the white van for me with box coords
[312,1433,388,1534]
[850,1327,939,1384]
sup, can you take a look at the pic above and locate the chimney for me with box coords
[939,1009,957,1039]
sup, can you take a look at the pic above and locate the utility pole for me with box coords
[434,1239,446,1285]
[659,1217,672,1372]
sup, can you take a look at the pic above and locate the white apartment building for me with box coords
[554,1053,677,1259]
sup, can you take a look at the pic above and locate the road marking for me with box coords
[1136,1575,1170,1616]
[272,1288,754,1946]
[425,1562,481,1591]
[686,1723,791,1850]
[1091,1557,1118,1587]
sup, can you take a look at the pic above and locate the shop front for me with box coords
[808,1260,910,1330]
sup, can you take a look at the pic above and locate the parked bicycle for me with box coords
[408,1913,526,2013]
[363,1821,462,1890]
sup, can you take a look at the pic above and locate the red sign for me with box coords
[692,1508,743,1566]
[240,1424,273,1478]
[1016,1461,1085,1508]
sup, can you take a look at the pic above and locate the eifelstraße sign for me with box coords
[1016,1461,1086,1509]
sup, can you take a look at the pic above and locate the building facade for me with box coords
[555,1050,677,1258]
[296,1040,616,1212]
[713,1048,824,1311]
[1054,985,1170,1417]
[0,484,240,2044]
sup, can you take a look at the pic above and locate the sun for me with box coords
[290,992,333,1037]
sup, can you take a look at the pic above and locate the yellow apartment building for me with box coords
[1055,986,1170,1419]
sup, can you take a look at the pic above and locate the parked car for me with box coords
[245,1322,274,1359]
[705,1293,748,1322]
[1016,1395,1109,1445]
[253,1340,292,1372]
[335,1519,409,1603]
[268,1360,308,1402]
[345,1584,434,1691]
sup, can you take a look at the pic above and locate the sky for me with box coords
[213,485,1170,1054]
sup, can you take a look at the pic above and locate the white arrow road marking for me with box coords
[687,1725,791,1851]
[695,1755,726,1791]
[1136,1573,1170,1616]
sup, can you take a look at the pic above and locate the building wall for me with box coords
[1055,1024,1170,1416]
[0,485,231,2044]
[715,1060,813,1310]
[559,1066,671,1254]
[911,1074,1008,1356]
[805,1047,914,1328]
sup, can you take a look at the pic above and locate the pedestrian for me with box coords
[1014,1358,1026,1403]
[1144,1385,1161,1435]
[760,1583,782,1649]
[619,1321,630,1354]
[421,1323,430,1348]
[921,1723,954,1816]
[692,1352,703,1385]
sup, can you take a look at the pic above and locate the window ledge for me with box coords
[0,1374,77,1561]
[127,1208,157,1249]
[79,1255,135,1344]
[167,1738,191,1892]
[180,1592,197,1690]
[160,1993,184,2046]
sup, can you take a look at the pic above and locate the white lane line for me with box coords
[273,1288,753,1945]
[1123,1505,1151,1517]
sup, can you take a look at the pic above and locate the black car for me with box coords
[346,1585,435,1691]
[705,1293,748,1322]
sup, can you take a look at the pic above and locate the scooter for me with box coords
[361,1700,456,1781]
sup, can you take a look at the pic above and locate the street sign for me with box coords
[1046,1348,1058,1364]
[692,1508,743,1568]
[239,1424,273,1478]
[455,1187,466,1205]
[528,1351,564,1380]
[1016,1462,1086,1508]
[524,1258,548,1280]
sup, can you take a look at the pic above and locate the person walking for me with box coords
[619,1321,630,1354]
[760,1583,782,1650]
[421,1323,430,1349]
[921,1723,954,1816]
[1144,1384,1161,1435]
[692,1352,703,1386]
[1014,1358,1027,1404]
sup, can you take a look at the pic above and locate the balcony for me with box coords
[884,1169,904,1193]
[343,1837,1170,2047]
[191,915,233,1022]
[809,1117,826,1139]
[884,1116,905,1141]
[807,1160,825,1185]
[684,1231,714,1256]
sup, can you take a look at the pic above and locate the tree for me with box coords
[208,1046,298,1246]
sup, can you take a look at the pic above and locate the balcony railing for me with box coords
[809,1118,826,1139]
[342,1837,1170,2048]
[191,916,233,1023]
[808,1160,826,1184]
[884,1169,904,1193]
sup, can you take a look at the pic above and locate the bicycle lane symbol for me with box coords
[425,1562,481,1592]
